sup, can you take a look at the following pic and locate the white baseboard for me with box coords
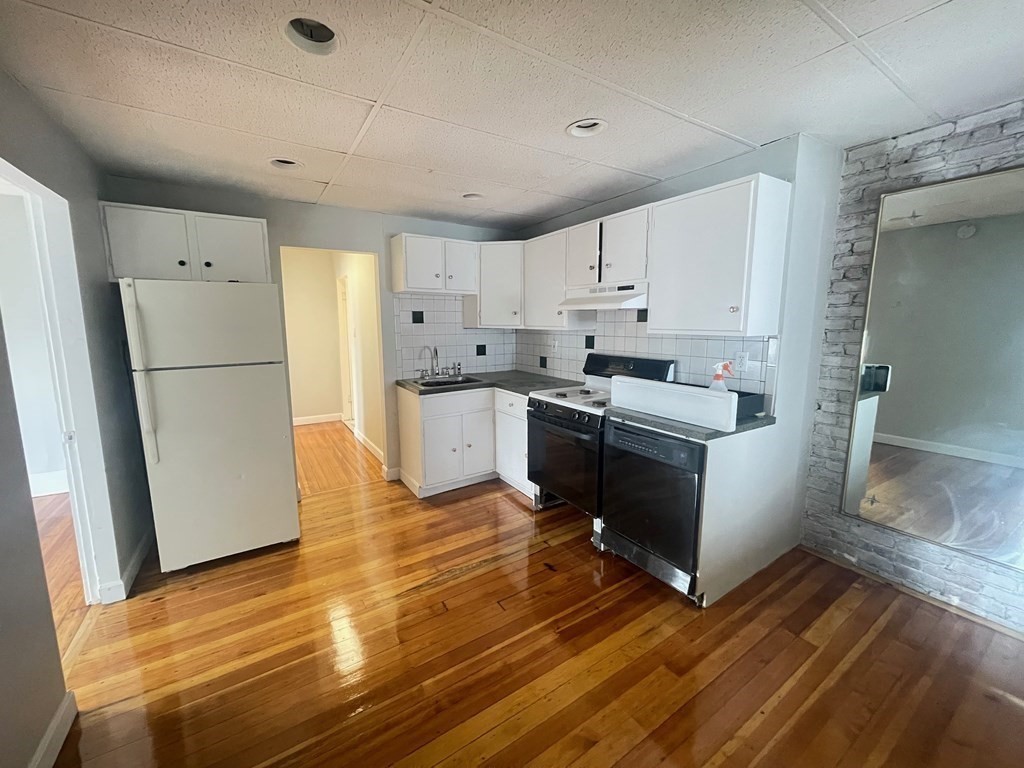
[292,413,344,426]
[875,433,1024,469]
[382,466,401,481]
[30,469,69,497]
[98,529,153,603]
[353,429,385,463]
[28,691,77,768]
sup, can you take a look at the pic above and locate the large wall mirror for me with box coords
[843,167,1024,570]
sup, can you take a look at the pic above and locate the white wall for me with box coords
[0,315,72,768]
[0,70,153,604]
[101,176,511,474]
[334,251,386,459]
[0,192,67,494]
[280,248,345,422]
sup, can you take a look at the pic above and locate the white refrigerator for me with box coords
[119,278,300,572]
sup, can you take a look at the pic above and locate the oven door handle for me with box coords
[538,421,601,444]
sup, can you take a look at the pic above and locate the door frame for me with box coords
[0,157,102,603]
[335,276,354,425]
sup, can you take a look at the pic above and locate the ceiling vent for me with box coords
[283,17,339,55]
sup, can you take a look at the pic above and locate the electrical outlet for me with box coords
[736,351,750,372]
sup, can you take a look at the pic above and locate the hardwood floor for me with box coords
[49,427,1024,766]
[33,492,91,664]
[294,421,382,495]
[860,442,1024,569]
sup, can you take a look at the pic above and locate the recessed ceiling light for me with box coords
[269,157,304,170]
[462,193,484,200]
[566,118,608,138]
[282,17,340,56]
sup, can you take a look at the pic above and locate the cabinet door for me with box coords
[195,216,269,283]
[104,205,192,280]
[404,236,445,291]
[495,411,527,487]
[423,415,462,485]
[462,409,495,476]
[523,231,567,329]
[601,208,649,283]
[444,240,478,293]
[479,242,523,327]
[566,221,600,288]
[648,182,753,334]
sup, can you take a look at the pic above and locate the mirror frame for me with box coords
[839,166,1024,562]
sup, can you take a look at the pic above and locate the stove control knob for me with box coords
[583,414,590,424]
[541,402,548,410]
[572,411,580,420]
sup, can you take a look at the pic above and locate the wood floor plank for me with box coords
[39,423,1024,768]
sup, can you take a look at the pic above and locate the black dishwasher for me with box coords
[600,420,706,590]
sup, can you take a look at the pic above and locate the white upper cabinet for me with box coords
[523,230,569,329]
[601,208,649,283]
[194,215,270,283]
[565,221,600,288]
[466,241,523,328]
[102,203,270,283]
[391,234,480,294]
[647,174,791,336]
[444,240,479,293]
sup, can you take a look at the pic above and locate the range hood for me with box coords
[558,283,648,311]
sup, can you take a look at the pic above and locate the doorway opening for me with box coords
[0,165,99,667]
[280,247,386,496]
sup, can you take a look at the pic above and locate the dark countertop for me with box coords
[397,369,581,397]
[605,406,776,443]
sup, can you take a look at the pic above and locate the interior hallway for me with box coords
[293,421,381,496]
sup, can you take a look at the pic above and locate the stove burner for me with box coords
[579,388,593,395]
[592,399,608,407]
[555,392,568,398]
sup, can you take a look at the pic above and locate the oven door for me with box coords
[527,411,602,516]
[601,422,705,574]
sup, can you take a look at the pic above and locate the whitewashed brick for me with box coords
[895,122,954,147]
[954,102,1022,133]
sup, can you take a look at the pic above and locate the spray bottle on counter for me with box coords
[709,361,734,392]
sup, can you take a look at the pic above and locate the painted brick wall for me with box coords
[803,99,1024,632]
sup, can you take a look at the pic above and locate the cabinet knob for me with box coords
[557,310,563,315]
[605,263,611,268]
[435,273,441,278]
[466,443,472,448]
[204,261,213,268]
[177,259,187,267]
[512,311,518,316]
[448,274,453,279]
[508,402,514,407]
[450,447,457,453]
[728,306,739,313]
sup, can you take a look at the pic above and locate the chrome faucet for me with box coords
[423,345,440,376]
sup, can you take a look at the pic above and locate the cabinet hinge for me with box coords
[63,430,76,444]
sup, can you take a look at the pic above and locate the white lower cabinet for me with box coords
[398,388,496,498]
[494,390,533,499]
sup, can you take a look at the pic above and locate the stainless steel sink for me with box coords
[415,375,481,387]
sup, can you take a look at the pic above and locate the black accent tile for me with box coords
[585,335,595,349]
[476,344,486,356]
[636,309,648,323]
[411,310,424,324]
[539,356,547,369]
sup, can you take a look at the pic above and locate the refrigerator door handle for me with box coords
[136,372,160,464]
[121,278,146,369]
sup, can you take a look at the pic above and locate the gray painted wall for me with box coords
[0,318,69,768]
[0,70,153,598]
[804,98,1024,631]
[0,193,66,487]
[101,175,511,472]
[868,215,1024,456]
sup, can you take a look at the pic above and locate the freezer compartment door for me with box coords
[136,363,299,571]
[120,278,284,370]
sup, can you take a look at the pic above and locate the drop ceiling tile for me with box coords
[693,45,933,148]
[320,183,486,225]
[356,107,586,187]
[31,89,347,184]
[596,122,753,181]
[533,163,659,203]
[437,0,842,112]
[385,17,686,162]
[863,0,1024,119]
[490,189,590,218]
[818,0,947,36]
[27,0,424,101]
[0,2,371,151]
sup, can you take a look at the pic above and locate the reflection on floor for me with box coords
[860,443,1024,569]
[55,473,1024,764]
[294,421,381,496]
[33,493,90,663]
